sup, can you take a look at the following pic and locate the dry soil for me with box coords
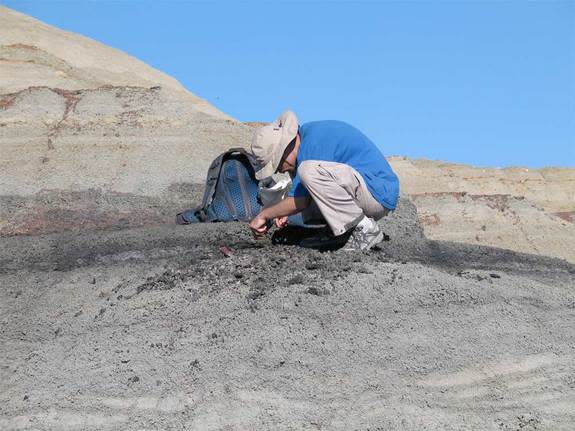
[1,199,574,430]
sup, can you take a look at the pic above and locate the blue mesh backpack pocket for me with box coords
[176,148,262,224]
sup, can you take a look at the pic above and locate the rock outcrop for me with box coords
[1,5,573,264]
[0,6,252,235]
[389,158,575,262]
[0,6,229,120]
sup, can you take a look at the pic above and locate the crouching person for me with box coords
[249,111,399,251]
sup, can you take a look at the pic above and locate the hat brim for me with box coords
[253,110,299,181]
[255,160,277,180]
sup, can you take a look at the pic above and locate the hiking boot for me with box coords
[343,216,383,251]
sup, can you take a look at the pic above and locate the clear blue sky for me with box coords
[4,0,575,168]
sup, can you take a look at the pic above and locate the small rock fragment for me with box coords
[288,274,305,285]
[219,246,233,257]
[307,286,329,296]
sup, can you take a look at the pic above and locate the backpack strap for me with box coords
[200,152,227,210]
[202,147,260,208]
[226,147,260,174]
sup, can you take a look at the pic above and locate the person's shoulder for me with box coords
[301,119,350,128]
[301,120,355,134]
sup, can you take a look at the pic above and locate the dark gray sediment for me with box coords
[1,197,574,430]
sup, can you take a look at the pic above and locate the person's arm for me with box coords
[249,196,310,238]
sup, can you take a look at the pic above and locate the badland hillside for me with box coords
[1,6,573,263]
[1,8,574,430]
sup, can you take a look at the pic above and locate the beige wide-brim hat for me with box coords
[251,110,299,180]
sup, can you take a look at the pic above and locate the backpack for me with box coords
[176,148,262,224]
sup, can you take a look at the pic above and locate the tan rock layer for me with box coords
[387,157,575,262]
[411,192,575,263]
[0,5,233,120]
[389,157,575,213]
[0,86,252,197]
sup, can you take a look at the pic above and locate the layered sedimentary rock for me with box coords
[0,6,229,120]
[388,158,575,262]
[0,85,252,235]
[0,6,252,235]
[389,157,574,214]
[1,5,574,264]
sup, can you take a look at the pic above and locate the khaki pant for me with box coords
[298,160,389,236]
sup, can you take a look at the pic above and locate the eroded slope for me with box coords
[0,86,251,235]
[1,202,574,430]
[389,157,575,262]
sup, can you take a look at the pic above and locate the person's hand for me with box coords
[275,216,288,229]
[249,213,269,239]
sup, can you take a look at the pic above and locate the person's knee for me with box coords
[298,160,321,185]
